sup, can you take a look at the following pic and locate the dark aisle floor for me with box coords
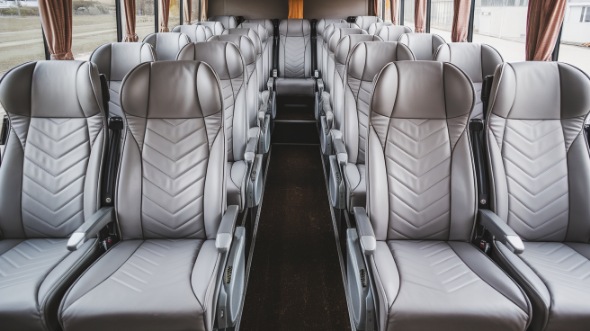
[239,145,351,331]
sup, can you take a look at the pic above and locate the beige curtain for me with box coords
[415,0,427,33]
[526,0,566,61]
[373,0,378,16]
[38,0,73,59]
[183,0,192,24]
[451,0,471,42]
[288,0,303,19]
[390,0,398,24]
[159,0,170,32]
[124,0,138,41]
[199,0,207,21]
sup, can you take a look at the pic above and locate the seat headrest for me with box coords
[489,62,590,120]
[210,35,256,65]
[434,43,503,83]
[335,35,382,65]
[194,21,225,35]
[329,28,367,53]
[372,61,474,119]
[223,28,262,56]
[242,19,274,36]
[177,41,245,80]
[143,32,191,61]
[172,24,213,42]
[210,15,237,29]
[0,61,104,118]
[377,25,412,41]
[91,42,155,81]
[238,23,269,44]
[355,16,383,30]
[279,19,311,37]
[323,23,360,41]
[398,33,446,60]
[367,22,392,35]
[347,41,415,81]
[121,61,222,119]
[317,19,347,34]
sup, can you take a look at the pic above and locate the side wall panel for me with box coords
[208,0,368,19]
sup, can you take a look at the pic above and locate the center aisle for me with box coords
[239,145,351,331]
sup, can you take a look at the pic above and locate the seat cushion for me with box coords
[227,161,248,210]
[494,241,590,331]
[0,239,99,331]
[373,240,530,331]
[60,239,220,331]
[343,163,366,210]
[275,78,315,96]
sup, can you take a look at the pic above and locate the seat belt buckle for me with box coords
[469,118,484,132]
[272,69,278,78]
[0,115,8,145]
[109,116,124,130]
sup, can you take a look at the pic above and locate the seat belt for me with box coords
[470,75,494,209]
[0,114,8,167]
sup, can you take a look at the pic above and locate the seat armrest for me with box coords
[216,205,240,253]
[332,136,348,166]
[67,207,114,251]
[267,77,275,92]
[244,135,258,164]
[353,207,376,256]
[479,209,524,254]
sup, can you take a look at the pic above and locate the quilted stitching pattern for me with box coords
[22,118,94,237]
[142,119,208,239]
[502,120,569,241]
[347,78,373,163]
[220,80,235,160]
[386,119,451,240]
[282,36,309,78]
[0,239,67,290]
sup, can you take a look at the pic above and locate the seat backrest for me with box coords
[355,16,383,31]
[224,28,264,93]
[0,61,106,239]
[486,62,590,242]
[367,21,392,35]
[367,61,475,241]
[177,42,249,164]
[90,42,155,116]
[238,23,271,89]
[322,22,360,80]
[210,15,238,29]
[242,19,274,37]
[143,32,191,61]
[377,25,412,41]
[328,28,367,55]
[210,35,259,130]
[172,24,213,42]
[398,33,445,60]
[343,42,414,166]
[435,43,503,118]
[278,19,312,78]
[194,21,225,35]
[117,61,225,240]
[331,35,382,131]
[316,19,347,71]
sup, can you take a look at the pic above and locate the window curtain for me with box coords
[199,0,207,21]
[183,0,192,24]
[38,0,73,59]
[526,0,566,61]
[451,0,471,42]
[288,0,303,19]
[124,0,138,41]
[374,0,378,16]
[415,0,427,33]
[390,0,398,24]
[159,0,170,31]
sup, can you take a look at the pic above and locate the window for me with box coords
[558,5,590,74]
[165,0,180,30]
[72,0,118,60]
[472,0,528,62]
[402,0,415,31]
[430,0,453,41]
[135,0,155,40]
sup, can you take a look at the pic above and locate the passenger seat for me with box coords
[275,19,316,97]
[367,21,392,35]
[485,62,590,331]
[172,24,213,42]
[210,15,238,29]
[354,15,383,32]
[398,32,445,60]
[194,21,225,35]
[377,25,412,41]
[0,61,109,331]
[90,42,155,117]
[142,32,191,61]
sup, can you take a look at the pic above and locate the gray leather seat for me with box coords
[355,15,383,31]
[485,62,590,331]
[321,23,361,93]
[377,25,412,41]
[349,60,532,331]
[210,15,238,29]
[0,61,107,331]
[142,32,191,61]
[316,19,347,75]
[238,22,272,91]
[398,32,446,60]
[223,28,265,98]
[177,42,263,210]
[194,21,225,35]
[324,28,367,101]
[367,21,392,35]
[90,42,155,117]
[435,43,503,119]
[172,24,213,42]
[332,42,414,211]
[275,19,315,96]
[59,60,240,331]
